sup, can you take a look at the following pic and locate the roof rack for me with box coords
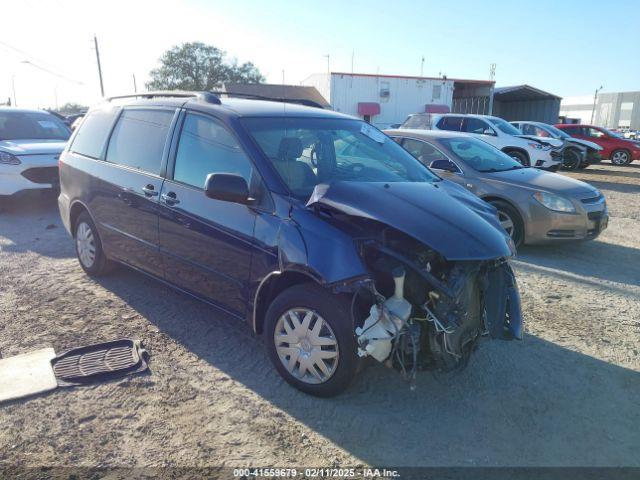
[210,91,325,109]
[105,91,221,105]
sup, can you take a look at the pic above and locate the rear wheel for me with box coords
[505,149,529,167]
[74,211,115,276]
[611,149,631,166]
[490,200,524,248]
[265,283,359,397]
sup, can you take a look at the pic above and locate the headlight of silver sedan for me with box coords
[533,192,576,213]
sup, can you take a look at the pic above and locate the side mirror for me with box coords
[430,159,458,173]
[204,173,250,204]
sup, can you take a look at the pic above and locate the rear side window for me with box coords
[463,118,489,134]
[563,126,583,136]
[106,109,175,175]
[70,108,119,159]
[437,116,463,131]
[173,113,253,188]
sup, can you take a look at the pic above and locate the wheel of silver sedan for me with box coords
[76,221,96,268]
[274,308,339,385]
[498,211,515,237]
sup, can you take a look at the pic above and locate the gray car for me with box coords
[385,130,609,247]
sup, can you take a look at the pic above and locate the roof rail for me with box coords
[105,91,221,105]
[210,91,325,109]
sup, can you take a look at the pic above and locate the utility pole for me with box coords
[11,75,17,106]
[420,56,425,77]
[591,85,603,124]
[94,35,105,97]
[132,73,137,92]
[489,63,496,81]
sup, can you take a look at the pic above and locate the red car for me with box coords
[555,124,640,165]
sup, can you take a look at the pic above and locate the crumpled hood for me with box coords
[0,139,67,156]
[517,135,563,148]
[306,181,514,261]
[566,138,602,151]
[486,167,598,195]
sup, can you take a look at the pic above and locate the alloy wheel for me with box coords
[76,222,96,268]
[611,151,630,165]
[274,308,339,385]
[498,211,515,237]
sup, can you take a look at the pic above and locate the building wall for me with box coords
[302,73,454,128]
[494,98,561,124]
[560,92,640,129]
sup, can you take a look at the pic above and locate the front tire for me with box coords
[611,149,631,166]
[505,149,530,167]
[562,148,581,170]
[264,283,359,397]
[74,211,115,276]
[490,200,524,248]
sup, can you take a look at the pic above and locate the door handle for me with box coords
[142,184,158,197]
[161,192,180,205]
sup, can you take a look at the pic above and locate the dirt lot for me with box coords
[0,162,638,469]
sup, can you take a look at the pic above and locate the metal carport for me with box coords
[492,85,561,124]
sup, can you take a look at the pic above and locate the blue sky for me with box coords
[2,0,639,107]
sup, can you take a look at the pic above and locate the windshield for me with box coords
[242,117,439,200]
[438,136,524,173]
[487,117,522,136]
[0,111,70,141]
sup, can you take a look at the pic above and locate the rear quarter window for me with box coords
[70,107,120,159]
[105,108,175,175]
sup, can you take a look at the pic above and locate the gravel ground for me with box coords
[0,162,638,470]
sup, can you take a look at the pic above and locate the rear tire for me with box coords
[611,149,632,166]
[490,200,524,248]
[74,211,115,276]
[264,283,359,397]
[505,149,530,167]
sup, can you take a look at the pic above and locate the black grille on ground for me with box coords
[21,167,59,185]
[52,339,148,386]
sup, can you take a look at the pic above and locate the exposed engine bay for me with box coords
[349,226,522,386]
[305,180,523,387]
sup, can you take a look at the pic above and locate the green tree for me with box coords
[58,102,88,115]
[146,42,264,91]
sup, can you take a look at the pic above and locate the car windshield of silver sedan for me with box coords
[242,117,440,200]
[488,117,522,136]
[0,111,71,141]
[439,137,525,173]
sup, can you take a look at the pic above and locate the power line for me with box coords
[0,40,85,85]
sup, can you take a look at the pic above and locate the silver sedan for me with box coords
[385,129,608,247]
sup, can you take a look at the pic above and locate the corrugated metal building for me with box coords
[302,72,494,128]
[492,85,562,124]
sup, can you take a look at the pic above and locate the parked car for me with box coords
[511,121,603,169]
[427,114,562,170]
[385,130,608,247]
[0,108,71,199]
[59,92,522,396]
[555,124,640,165]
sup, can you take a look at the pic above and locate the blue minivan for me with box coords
[59,92,522,396]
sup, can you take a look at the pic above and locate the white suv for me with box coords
[0,108,70,199]
[430,114,562,170]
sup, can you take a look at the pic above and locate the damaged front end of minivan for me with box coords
[304,180,523,386]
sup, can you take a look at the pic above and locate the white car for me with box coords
[0,108,70,199]
[428,113,562,170]
[511,121,604,169]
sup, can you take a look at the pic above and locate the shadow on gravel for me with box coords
[517,240,640,288]
[0,193,74,259]
[572,165,640,181]
[94,267,640,466]
[574,179,640,194]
